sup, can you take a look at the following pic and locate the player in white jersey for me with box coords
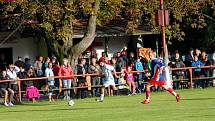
[97,57,119,102]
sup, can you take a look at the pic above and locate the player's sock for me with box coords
[167,88,177,97]
[146,90,151,101]
[100,94,104,101]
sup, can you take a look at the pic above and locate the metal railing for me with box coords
[0,66,214,102]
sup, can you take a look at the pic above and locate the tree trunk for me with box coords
[69,0,101,67]
[43,0,100,68]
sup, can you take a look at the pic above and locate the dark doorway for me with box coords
[0,48,13,70]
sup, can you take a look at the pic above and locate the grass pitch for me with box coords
[1,88,215,121]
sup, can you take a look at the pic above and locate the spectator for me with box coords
[200,50,212,79]
[191,55,204,88]
[139,56,148,70]
[0,70,14,106]
[6,64,20,93]
[43,57,51,71]
[17,66,28,91]
[58,58,73,100]
[125,66,136,95]
[24,58,31,70]
[45,62,57,102]
[111,57,121,85]
[195,48,202,59]
[25,68,40,103]
[135,57,144,93]
[14,56,25,68]
[88,57,101,97]
[128,52,136,69]
[26,67,37,88]
[121,51,128,68]
[115,52,123,67]
[185,48,194,67]
[213,50,215,65]
[34,56,44,77]
[52,57,60,88]
[212,50,215,86]
[75,58,88,99]
[0,54,7,71]
[99,52,107,63]
[170,51,186,89]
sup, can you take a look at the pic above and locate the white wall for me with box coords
[0,37,38,64]
[94,36,129,59]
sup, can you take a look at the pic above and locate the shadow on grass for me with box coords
[0,107,98,113]
[157,97,215,102]
[181,97,215,101]
[0,104,137,113]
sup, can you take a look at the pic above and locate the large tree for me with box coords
[1,0,215,66]
[1,0,145,66]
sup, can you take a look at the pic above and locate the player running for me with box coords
[141,51,180,104]
[96,57,119,102]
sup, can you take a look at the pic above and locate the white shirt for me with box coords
[102,64,115,82]
[45,68,54,82]
[6,66,20,84]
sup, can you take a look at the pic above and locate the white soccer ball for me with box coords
[68,100,75,106]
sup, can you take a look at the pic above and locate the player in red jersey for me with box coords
[141,51,180,104]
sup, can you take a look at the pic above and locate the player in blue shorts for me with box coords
[141,51,180,104]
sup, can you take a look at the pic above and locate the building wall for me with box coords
[93,36,129,59]
[0,37,39,64]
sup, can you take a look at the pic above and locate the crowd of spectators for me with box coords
[0,48,214,106]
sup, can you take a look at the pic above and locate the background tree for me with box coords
[1,0,215,67]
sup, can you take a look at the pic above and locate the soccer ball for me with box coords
[68,100,75,106]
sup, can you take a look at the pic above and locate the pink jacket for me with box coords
[58,65,74,79]
[26,86,40,99]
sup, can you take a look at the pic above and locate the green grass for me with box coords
[1,88,215,121]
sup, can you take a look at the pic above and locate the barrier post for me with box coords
[17,79,22,102]
[188,68,193,88]
[86,75,91,91]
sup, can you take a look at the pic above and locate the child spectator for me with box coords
[125,66,136,95]
[25,67,40,102]
[45,62,57,102]
[0,70,14,106]
[135,57,144,93]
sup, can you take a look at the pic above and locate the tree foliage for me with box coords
[1,0,215,63]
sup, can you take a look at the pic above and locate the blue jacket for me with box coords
[191,60,204,72]
[135,62,143,71]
